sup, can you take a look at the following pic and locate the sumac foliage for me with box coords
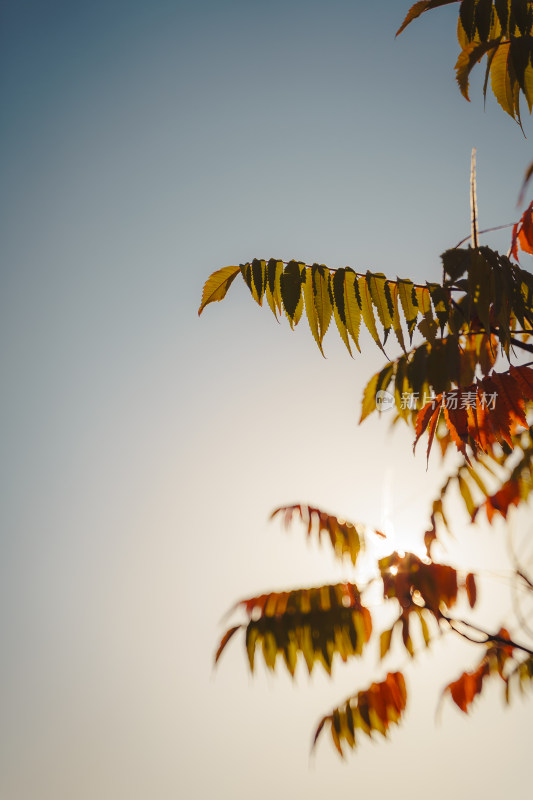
[200,0,533,759]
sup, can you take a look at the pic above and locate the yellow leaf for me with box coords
[358,276,386,353]
[367,272,393,341]
[280,261,304,328]
[360,362,395,422]
[250,258,266,305]
[417,610,431,647]
[343,268,362,351]
[458,474,476,518]
[331,271,353,355]
[389,281,407,352]
[524,62,533,113]
[198,265,241,315]
[491,41,516,118]
[312,265,333,340]
[415,286,437,342]
[265,258,283,318]
[380,627,394,660]
[246,626,259,672]
[397,278,419,341]
[303,268,325,355]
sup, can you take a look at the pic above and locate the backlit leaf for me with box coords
[198,265,241,315]
[358,275,386,353]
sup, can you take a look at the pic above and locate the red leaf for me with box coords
[483,481,522,522]
[510,202,533,260]
[414,397,442,460]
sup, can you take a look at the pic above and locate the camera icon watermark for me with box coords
[375,390,394,412]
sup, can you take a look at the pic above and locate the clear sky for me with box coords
[2,1,533,798]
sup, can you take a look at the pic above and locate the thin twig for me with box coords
[509,336,533,354]
[471,148,479,249]
[518,569,533,591]
[454,222,515,249]
[507,524,533,641]
[442,614,533,656]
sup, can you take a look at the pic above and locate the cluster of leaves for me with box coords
[214,506,487,753]
[199,245,533,365]
[442,626,533,712]
[216,579,373,677]
[201,1,533,761]
[202,209,533,755]
[431,425,532,515]
[398,1,533,122]
[198,259,447,357]
[270,503,385,566]
[414,364,533,460]
[313,672,407,756]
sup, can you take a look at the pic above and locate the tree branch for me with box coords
[441,614,533,656]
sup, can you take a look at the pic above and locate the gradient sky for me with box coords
[2,1,533,798]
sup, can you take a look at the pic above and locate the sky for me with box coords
[2,1,533,798]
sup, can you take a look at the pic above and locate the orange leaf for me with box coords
[443,399,470,459]
[491,372,528,429]
[465,573,477,608]
[215,625,242,664]
[510,364,533,403]
[446,664,487,713]
[484,481,522,523]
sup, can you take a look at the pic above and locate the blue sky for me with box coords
[2,1,533,798]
